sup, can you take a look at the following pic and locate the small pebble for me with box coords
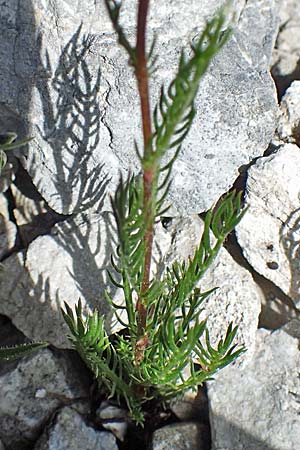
[35,388,47,398]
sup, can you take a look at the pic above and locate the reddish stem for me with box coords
[135,0,155,361]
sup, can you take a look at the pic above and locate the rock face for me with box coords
[151,422,209,450]
[34,407,118,450]
[164,216,261,363]
[0,348,90,449]
[0,212,171,347]
[0,0,279,215]
[236,143,300,306]
[271,0,300,98]
[276,81,300,144]
[0,195,17,259]
[0,211,119,347]
[208,327,300,450]
[0,213,261,357]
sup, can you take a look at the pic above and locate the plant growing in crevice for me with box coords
[62,1,246,425]
[0,132,32,175]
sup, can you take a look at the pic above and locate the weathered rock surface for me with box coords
[0,0,279,215]
[164,215,262,362]
[96,402,128,442]
[10,168,63,247]
[0,348,90,449]
[34,407,118,450]
[276,81,300,144]
[151,422,210,450]
[208,326,300,450]
[0,213,261,356]
[0,194,17,259]
[236,143,300,308]
[271,0,300,98]
[0,210,170,347]
[0,211,117,347]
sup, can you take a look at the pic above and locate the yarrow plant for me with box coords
[62,0,246,424]
[0,0,246,425]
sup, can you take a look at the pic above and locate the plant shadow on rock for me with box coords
[0,23,118,345]
[34,24,108,215]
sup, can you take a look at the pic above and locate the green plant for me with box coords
[62,1,246,424]
[0,341,48,362]
[0,132,32,174]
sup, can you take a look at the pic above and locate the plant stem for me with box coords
[135,0,154,361]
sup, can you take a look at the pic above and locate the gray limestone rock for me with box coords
[0,348,90,449]
[277,81,300,143]
[271,0,300,98]
[164,215,262,363]
[208,327,300,450]
[96,402,128,442]
[0,0,279,215]
[0,211,118,347]
[0,211,170,347]
[236,143,300,308]
[34,407,118,450]
[152,422,209,450]
[0,194,17,259]
[0,210,260,357]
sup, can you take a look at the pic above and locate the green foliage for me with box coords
[0,132,32,174]
[60,2,247,425]
[64,191,245,423]
[0,341,48,362]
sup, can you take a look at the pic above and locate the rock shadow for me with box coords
[210,414,276,450]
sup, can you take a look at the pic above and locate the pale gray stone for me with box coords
[0,0,279,215]
[208,327,300,450]
[164,215,262,363]
[0,211,170,347]
[277,81,300,143]
[0,211,118,347]
[0,348,89,449]
[0,210,260,358]
[34,407,118,450]
[152,422,209,450]
[97,402,128,441]
[0,194,17,259]
[271,0,300,98]
[10,175,62,246]
[236,143,300,307]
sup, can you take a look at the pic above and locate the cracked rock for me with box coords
[0,194,17,259]
[0,0,279,215]
[163,215,262,363]
[208,326,300,450]
[236,143,300,308]
[271,0,300,98]
[0,211,170,347]
[34,407,118,450]
[0,348,90,449]
[276,80,300,144]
